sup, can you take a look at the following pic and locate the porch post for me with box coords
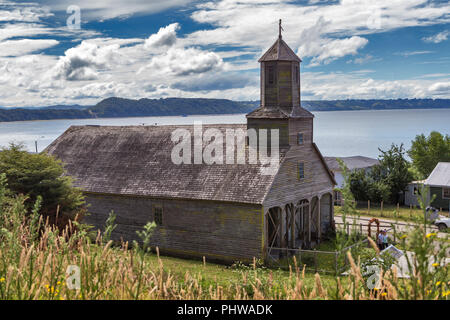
[290,204,295,248]
[308,199,312,244]
[317,195,321,242]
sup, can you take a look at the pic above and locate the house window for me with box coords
[297,132,304,145]
[443,188,450,199]
[298,162,305,180]
[154,206,163,225]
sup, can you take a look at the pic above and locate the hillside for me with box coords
[89,97,254,117]
[0,97,449,122]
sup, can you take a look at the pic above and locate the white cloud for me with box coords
[51,41,120,81]
[428,82,450,95]
[143,47,223,76]
[310,36,368,66]
[422,30,449,44]
[144,23,180,49]
[396,50,434,57]
[0,39,59,57]
[29,0,193,21]
[187,0,450,64]
[347,54,381,65]
[1,0,450,107]
[0,2,53,22]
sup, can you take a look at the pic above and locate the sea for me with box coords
[0,108,449,159]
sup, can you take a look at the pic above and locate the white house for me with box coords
[324,156,379,202]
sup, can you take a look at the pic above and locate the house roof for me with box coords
[324,156,379,171]
[45,125,287,205]
[258,37,302,62]
[425,162,450,187]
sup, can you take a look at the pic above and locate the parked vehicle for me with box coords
[434,216,450,231]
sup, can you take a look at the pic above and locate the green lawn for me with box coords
[143,251,344,292]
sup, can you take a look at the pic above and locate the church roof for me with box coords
[246,106,314,119]
[45,124,288,205]
[258,37,302,63]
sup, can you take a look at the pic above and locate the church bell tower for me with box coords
[247,20,314,149]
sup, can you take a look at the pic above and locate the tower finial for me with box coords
[279,19,283,39]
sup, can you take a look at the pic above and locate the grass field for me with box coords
[143,251,343,293]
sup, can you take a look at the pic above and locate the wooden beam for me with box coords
[290,204,295,248]
[317,196,321,241]
[281,207,286,248]
[308,199,311,244]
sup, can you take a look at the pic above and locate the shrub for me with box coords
[0,143,85,227]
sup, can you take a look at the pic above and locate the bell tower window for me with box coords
[267,66,274,85]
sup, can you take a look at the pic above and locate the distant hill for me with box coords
[301,99,450,111]
[0,97,449,122]
[89,97,254,117]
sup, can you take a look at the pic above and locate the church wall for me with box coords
[83,194,264,263]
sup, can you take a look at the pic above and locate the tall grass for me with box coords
[0,174,448,300]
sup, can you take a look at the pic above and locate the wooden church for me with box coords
[46,24,336,263]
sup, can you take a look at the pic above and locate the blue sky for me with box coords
[0,0,449,107]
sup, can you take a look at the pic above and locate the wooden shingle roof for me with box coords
[45,125,286,204]
[246,106,314,119]
[258,37,302,62]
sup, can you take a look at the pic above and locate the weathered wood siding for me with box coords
[247,118,289,148]
[263,141,334,208]
[83,194,264,262]
[288,117,313,145]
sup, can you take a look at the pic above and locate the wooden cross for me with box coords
[279,19,284,38]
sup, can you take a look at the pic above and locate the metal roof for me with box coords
[324,156,379,171]
[425,162,450,187]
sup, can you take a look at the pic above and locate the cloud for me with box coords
[28,0,194,21]
[0,39,59,57]
[144,47,223,76]
[311,36,368,66]
[396,50,434,57]
[172,72,256,92]
[428,82,450,95]
[51,41,120,81]
[144,23,180,49]
[0,2,53,22]
[187,0,450,65]
[422,30,449,43]
[347,54,381,65]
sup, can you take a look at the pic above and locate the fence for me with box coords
[335,199,450,219]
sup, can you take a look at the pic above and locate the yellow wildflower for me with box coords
[381,292,387,297]
[400,235,407,239]
[432,263,439,267]
[426,232,437,238]
[0,277,5,282]
[436,281,441,286]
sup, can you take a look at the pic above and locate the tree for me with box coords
[0,143,85,224]
[408,131,450,179]
[374,143,412,204]
[348,169,370,201]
